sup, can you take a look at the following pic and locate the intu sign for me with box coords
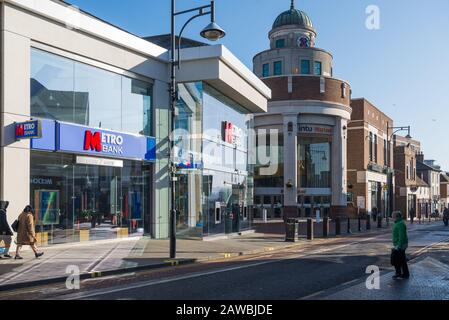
[298,124,333,135]
[15,120,42,140]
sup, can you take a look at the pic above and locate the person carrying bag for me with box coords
[391,211,410,280]
[0,201,14,259]
[15,205,44,260]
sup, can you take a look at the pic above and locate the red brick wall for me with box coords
[262,76,351,106]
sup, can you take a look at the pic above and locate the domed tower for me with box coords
[253,0,352,219]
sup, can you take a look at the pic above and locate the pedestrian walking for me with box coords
[443,207,449,226]
[391,211,410,280]
[409,207,415,224]
[0,201,13,259]
[372,207,378,222]
[15,205,44,260]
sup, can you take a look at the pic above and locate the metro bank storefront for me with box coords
[0,0,270,245]
[27,48,155,244]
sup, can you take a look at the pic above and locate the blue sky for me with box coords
[68,0,449,169]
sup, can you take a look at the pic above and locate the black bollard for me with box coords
[377,215,382,228]
[347,218,352,234]
[335,217,341,236]
[323,217,329,238]
[358,216,362,232]
[307,218,314,240]
[366,216,371,230]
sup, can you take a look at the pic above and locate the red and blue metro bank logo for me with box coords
[83,130,124,155]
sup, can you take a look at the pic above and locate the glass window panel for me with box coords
[31,48,75,122]
[122,78,153,136]
[74,62,122,130]
[314,61,322,75]
[262,63,270,77]
[273,61,283,76]
[275,39,285,48]
[298,137,331,188]
[301,60,310,75]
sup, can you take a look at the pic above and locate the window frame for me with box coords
[273,61,283,76]
[275,38,286,49]
[262,63,270,77]
[301,59,310,75]
[314,61,322,76]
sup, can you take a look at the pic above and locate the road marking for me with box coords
[298,290,325,300]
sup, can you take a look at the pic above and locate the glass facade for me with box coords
[30,152,152,244]
[254,133,284,188]
[174,83,253,238]
[298,137,331,188]
[31,48,152,136]
[29,48,154,244]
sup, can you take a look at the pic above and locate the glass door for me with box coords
[73,164,122,240]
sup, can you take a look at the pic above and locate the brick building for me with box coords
[252,1,351,219]
[347,98,394,217]
[440,173,449,211]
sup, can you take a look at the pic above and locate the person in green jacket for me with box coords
[392,211,410,279]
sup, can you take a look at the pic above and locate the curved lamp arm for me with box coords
[177,11,211,69]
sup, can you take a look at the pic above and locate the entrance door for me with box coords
[73,164,122,240]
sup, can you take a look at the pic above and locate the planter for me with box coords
[36,232,48,246]
[79,229,90,242]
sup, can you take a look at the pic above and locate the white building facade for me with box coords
[0,0,270,245]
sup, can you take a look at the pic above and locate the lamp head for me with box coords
[200,22,226,41]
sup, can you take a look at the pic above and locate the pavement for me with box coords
[0,218,442,293]
[313,256,449,300]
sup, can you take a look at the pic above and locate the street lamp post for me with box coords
[386,124,412,220]
[169,0,225,258]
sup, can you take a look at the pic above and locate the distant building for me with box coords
[440,172,449,211]
[347,98,394,217]
[393,142,420,220]
[416,153,442,214]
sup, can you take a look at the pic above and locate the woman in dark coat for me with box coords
[15,206,44,260]
[0,201,13,259]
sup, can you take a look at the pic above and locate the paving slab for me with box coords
[315,257,449,300]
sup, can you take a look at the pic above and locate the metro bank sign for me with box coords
[52,122,156,161]
[84,130,124,155]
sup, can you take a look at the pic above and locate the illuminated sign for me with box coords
[83,130,124,155]
[298,124,333,135]
[56,122,156,161]
[222,121,244,147]
[15,120,42,140]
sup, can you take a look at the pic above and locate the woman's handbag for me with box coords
[11,219,19,233]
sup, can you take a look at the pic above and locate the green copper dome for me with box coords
[272,1,314,30]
